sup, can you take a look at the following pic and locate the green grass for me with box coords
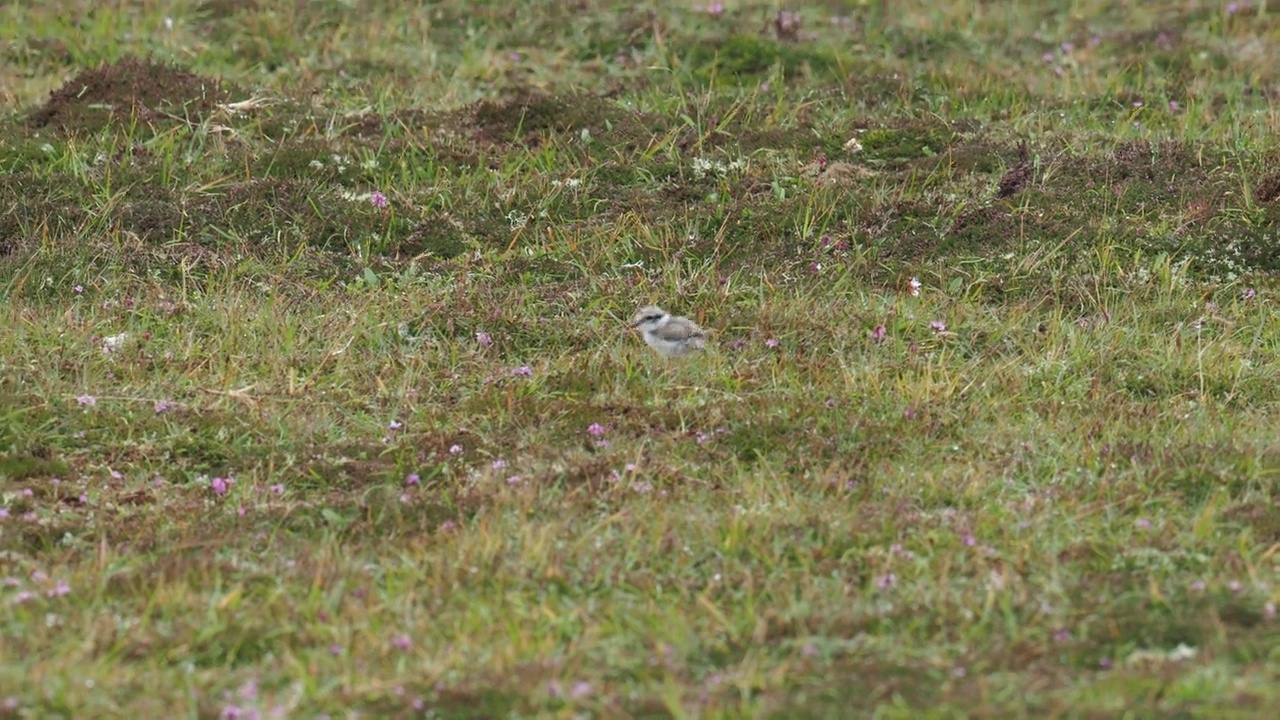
[2,0,1280,717]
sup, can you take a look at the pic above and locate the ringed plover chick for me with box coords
[630,305,707,357]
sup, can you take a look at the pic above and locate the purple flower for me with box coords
[1053,629,1071,643]
[448,444,463,454]
[908,277,921,296]
[329,644,342,656]
[511,365,533,376]
[47,579,71,597]
[399,492,410,504]
[1099,657,1113,669]
[569,681,592,699]
[707,2,724,15]
[412,698,425,711]
[389,419,403,430]
[1135,518,1151,529]
[929,320,946,333]
[370,191,388,208]
[1229,580,1243,593]
[270,483,285,494]
[154,400,170,413]
[1243,287,1257,300]
[210,477,230,495]
[405,473,420,486]
[476,331,493,347]
[506,476,522,485]
[491,459,507,470]
[78,494,88,504]
[587,423,606,437]
[110,469,123,480]
[765,337,779,348]
[392,634,411,651]
[871,324,886,342]
[73,285,84,295]
[21,488,32,497]
[1189,580,1207,592]
[0,509,8,519]
[76,394,96,407]
[875,573,897,589]
[953,665,967,678]
[1168,100,1180,111]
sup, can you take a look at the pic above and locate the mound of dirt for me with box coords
[470,92,615,145]
[196,0,260,19]
[1255,172,1280,204]
[26,56,232,135]
[996,143,1031,199]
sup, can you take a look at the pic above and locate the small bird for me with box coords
[630,305,707,357]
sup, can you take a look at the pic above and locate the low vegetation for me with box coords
[2,0,1279,716]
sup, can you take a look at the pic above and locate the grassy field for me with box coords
[3,0,1280,717]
